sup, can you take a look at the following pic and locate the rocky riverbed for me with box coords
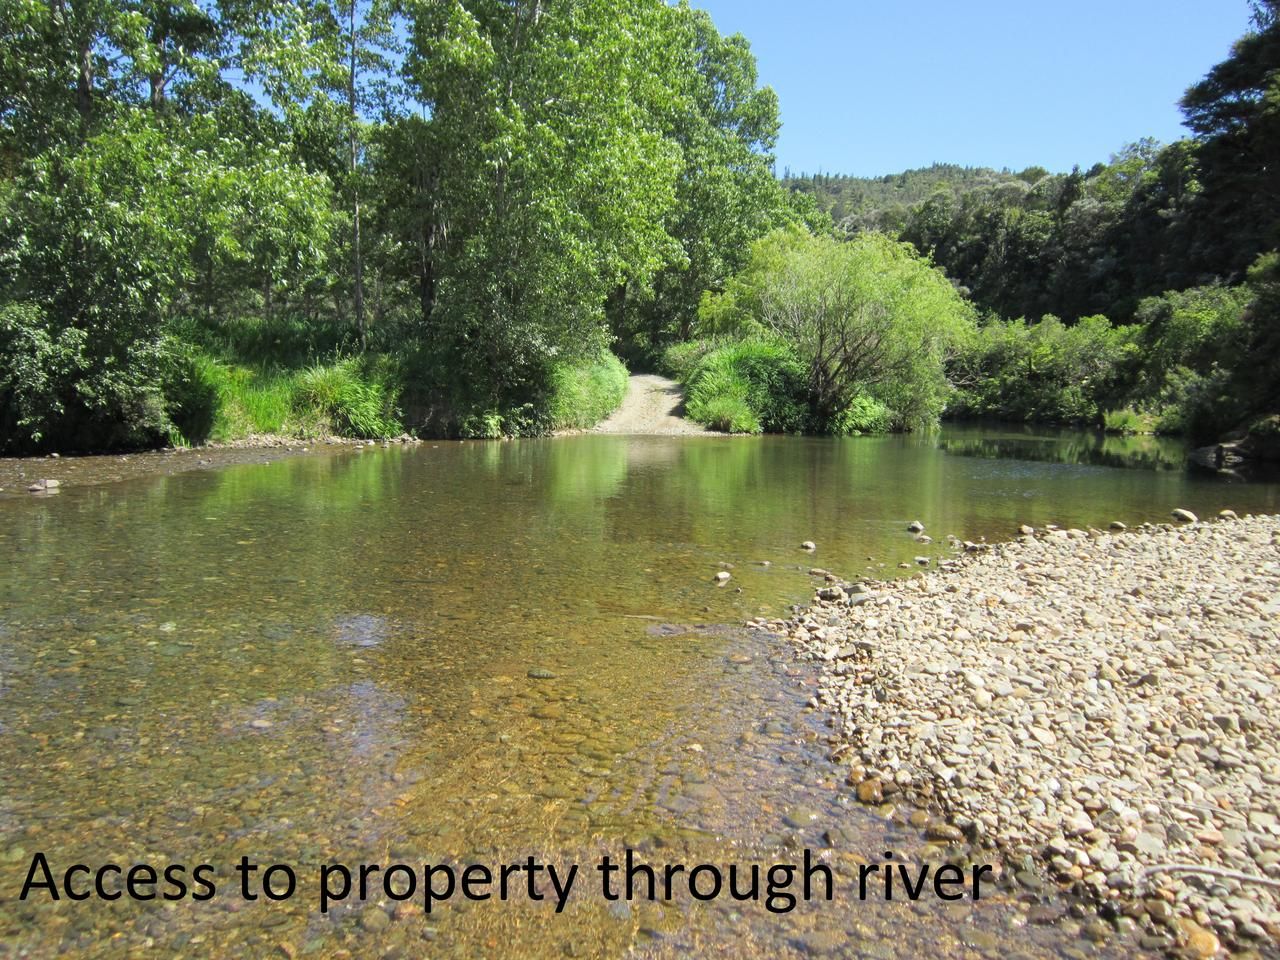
[754,514,1280,957]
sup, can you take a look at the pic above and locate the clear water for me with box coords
[1,427,1276,958]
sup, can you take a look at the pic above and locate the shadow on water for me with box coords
[1,430,1278,957]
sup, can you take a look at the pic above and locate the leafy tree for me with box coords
[949,315,1138,425]
[611,3,810,360]
[402,0,685,419]
[699,226,975,429]
[1180,1,1280,271]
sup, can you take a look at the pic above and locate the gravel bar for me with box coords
[755,513,1280,957]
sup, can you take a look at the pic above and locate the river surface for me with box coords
[2,426,1278,959]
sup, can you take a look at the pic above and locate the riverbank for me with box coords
[0,435,422,495]
[757,514,1280,956]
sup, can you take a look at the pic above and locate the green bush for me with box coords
[721,340,811,433]
[547,353,629,430]
[0,299,171,451]
[683,339,808,434]
[949,314,1137,424]
[1130,285,1250,404]
[163,347,224,445]
[685,361,761,433]
[832,394,892,435]
[1102,407,1156,435]
[698,227,976,430]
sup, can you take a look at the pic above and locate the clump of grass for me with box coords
[547,353,629,430]
[832,394,892,435]
[1103,407,1156,435]
[164,350,402,443]
[685,364,762,433]
[170,357,294,441]
[292,359,401,438]
[683,339,813,434]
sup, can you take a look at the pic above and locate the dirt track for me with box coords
[591,374,711,436]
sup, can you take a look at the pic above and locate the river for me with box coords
[1,426,1277,958]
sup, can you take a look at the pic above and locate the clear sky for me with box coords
[691,0,1254,177]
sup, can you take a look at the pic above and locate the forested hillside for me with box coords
[782,165,1038,236]
[0,0,816,451]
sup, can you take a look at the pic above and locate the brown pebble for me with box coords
[855,778,883,804]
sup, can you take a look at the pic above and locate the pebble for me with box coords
[765,514,1280,952]
[855,778,884,804]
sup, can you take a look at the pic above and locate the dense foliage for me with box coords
[0,0,802,451]
[1,0,1276,451]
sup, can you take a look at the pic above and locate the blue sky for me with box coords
[692,0,1254,177]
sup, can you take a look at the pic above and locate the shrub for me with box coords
[949,314,1137,424]
[163,347,224,445]
[686,368,761,433]
[698,226,976,430]
[0,299,171,451]
[1102,407,1156,435]
[1130,285,1250,404]
[832,394,892,435]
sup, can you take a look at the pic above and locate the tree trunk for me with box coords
[76,36,92,134]
[348,0,365,349]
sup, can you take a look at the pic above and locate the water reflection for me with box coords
[935,422,1193,472]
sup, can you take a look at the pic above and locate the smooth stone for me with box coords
[782,808,821,829]
[856,778,884,804]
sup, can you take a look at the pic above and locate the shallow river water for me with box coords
[2,427,1278,959]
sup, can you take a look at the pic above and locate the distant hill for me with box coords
[781,163,1057,234]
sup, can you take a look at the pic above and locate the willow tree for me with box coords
[699,227,976,429]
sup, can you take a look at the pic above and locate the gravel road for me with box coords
[590,374,711,436]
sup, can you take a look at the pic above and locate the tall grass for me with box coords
[547,353,629,430]
[292,358,401,438]
[1102,407,1156,435]
[681,339,809,434]
[165,350,401,444]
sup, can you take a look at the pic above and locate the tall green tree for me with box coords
[1180,0,1280,275]
[402,0,685,415]
[699,226,975,429]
